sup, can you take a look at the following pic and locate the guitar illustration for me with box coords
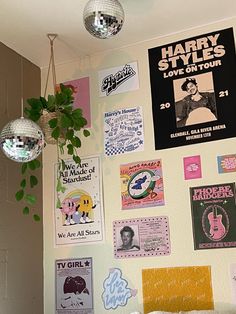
[207,205,226,240]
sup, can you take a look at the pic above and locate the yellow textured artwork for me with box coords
[142,266,213,314]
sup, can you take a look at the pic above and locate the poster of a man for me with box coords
[148,27,236,149]
[117,226,140,251]
[174,73,217,128]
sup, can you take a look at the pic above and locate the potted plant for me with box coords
[15,84,90,221]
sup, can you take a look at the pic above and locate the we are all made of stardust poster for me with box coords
[148,27,236,149]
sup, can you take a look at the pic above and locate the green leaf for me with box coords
[23,206,30,215]
[60,113,73,128]
[33,214,41,222]
[66,129,74,140]
[21,163,27,174]
[51,126,60,140]
[56,198,62,208]
[34,159,41,169]
[67,144,74,155]
[20,179,26,189]
[48,118,58,128]
[72,108,82,120]
[30,175,38,188]
[40,96,47,108]
[15,190,24,201]
[28,160,36,170]
[71,136,81,148]
[56,178,66,193]
[61,159,66,171]
[25,194,36,205]
[73,155,81,164]
[83,129,90,137]
[47,95,55,111]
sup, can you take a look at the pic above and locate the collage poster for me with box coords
[55,257,93,313]
[190,182,236,250]
[148,27,236,149]
[120,159,164,209]
[54,156,104,246]
[217,154,236,173]
[104,106,144,156]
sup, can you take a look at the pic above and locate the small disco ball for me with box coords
[0,117,45,162]
[83,0,124,39]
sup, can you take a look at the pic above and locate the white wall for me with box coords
[43,18,236,314]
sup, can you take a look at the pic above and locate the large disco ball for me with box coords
[83,0,124,39]
[0,117,45,162]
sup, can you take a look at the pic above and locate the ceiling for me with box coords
[1,0,236,68]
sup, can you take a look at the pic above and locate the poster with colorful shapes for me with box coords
[63,77,91,127]
[190,182,236,250]
[113,216,170,259]
[217,154,236,173]
[120,159,164,209]
[54,156,104,246]
[98,61,139,97]
[56,257,93,314]
[102,268,137,310]
[142,266,213,314]
[183,155,202,180]
[104,106,144,156]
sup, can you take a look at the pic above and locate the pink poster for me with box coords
[183,155,202,180]
[64,77,91,128]
[120,159,164,210]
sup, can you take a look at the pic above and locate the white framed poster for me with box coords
[98,61,139,97]
[54,156,105,246]
[56,257,93,313]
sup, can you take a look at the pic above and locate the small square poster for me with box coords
[183,155,202,180]
[120,159,164,209]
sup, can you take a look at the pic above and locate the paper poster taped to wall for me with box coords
[102,268,137,310]
[104,106,144,156]
[230,264,236,304]
[183,155,202,180]
[148,27,236,149]
[54,156,104,246]
[63,77,91,127]
[56,257,93,314]
[142,266,213,314]
[113,216,170,259]
[98,61,139,97]
[190,182,236,250]
[217,154,236,173]
[120,159,164,209]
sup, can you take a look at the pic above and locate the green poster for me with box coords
[190,182,236,250]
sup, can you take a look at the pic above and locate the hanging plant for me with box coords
[15,83,90,221]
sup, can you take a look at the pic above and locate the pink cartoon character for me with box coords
[60,198,79,226]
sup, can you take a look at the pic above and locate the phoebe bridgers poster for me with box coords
[190,183,236,250]
[148,27,236,149]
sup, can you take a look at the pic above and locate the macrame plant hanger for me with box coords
[40,34,60,145]
[44,33,58,97]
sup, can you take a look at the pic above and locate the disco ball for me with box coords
[83,0,125,39]
[0,117,45,162]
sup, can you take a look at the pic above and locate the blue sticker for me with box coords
[102,268,137,310]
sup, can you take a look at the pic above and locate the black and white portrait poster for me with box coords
[148,27,236,149]
[56,257,93,314]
